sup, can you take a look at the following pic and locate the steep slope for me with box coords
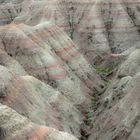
[0,1,105,139]
[0,104,78,140]
[0,0,140,140]
[12,0,140,65]
[89,49,140,140]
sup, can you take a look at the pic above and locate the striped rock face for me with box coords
[0,104,78,140]
[0,1,105,139]
[7,0,140,65]
[89,71,140,140]
[54,0,140,66]
[9,0,140,61]
[0,65,83,137]
[0,49,27,75]
[0,0,140,140]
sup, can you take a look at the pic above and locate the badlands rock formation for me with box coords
[0,0,140,140]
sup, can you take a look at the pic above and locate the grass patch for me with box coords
[85,111,94,129]
[94,66,115,82]
[94,66,114,76]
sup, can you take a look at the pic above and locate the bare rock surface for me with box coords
[0,104,78,140]
[0,0,140,140]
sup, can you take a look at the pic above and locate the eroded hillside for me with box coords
[0,0,140,140]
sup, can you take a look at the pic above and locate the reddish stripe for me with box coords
[55,45,78,55]
[29,126,49,140]
[0,22,138,35]
[24,65,66,79]
[49,72,66,79]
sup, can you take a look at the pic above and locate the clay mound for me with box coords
[89,72,140,140]
[0,104,78,140]
[0,0,23,25]
[88,49,140,140]
[0,23,104,104]
[0,65,61,128]
[0,5,105,137]
[0,65,84,137]
[118,49,140,77]
[0,48,27,75]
